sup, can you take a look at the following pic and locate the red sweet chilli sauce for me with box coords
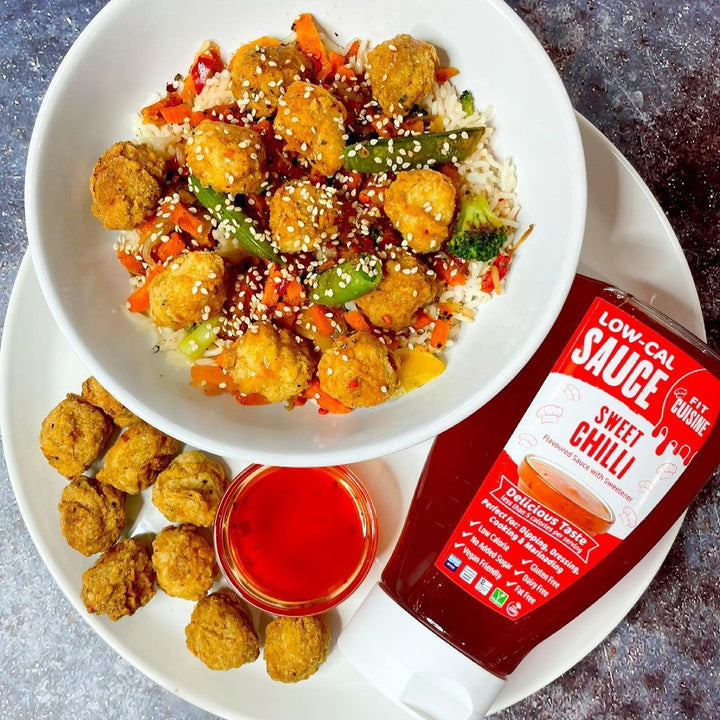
[226,467,366,603]
[340,275,720,717]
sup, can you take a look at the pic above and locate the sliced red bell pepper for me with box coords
[190,43,224,95]
[480,254,512,293]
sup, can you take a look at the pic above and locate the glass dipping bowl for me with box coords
[215,464,378,615]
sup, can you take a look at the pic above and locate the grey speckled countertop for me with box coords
[1,1,718,719]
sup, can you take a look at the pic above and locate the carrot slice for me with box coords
[190,364,236,396]
[156,233,185,262]
[345,40,360,60]
[435,67,460,83]
[438,162,462,190]
[308,304,334,337]
[179,75,195,102]
[294,13,332,81]
[171,202,211,240]
[117,249,145,275]
[303,379,351,414]
[430,320,451,351]
[262,264,284,308]
[328,50,357,81]
[159,103,206,126]
[430,318,451,351]
[234,392,269,406]
[126,265,163,313]
[159,103,192,125]
[284,280,305,306]
[432,256,468,287]
[344,310,370,332]
[274,303,298,331]
[141,95,182,126]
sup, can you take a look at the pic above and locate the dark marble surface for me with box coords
[1,1,718,718]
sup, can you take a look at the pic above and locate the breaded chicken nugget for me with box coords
[152,524,217,601]
[274,81,346,176]
[185,590,259,670]
[81,376,137,427]
[148,250,227,330]
[40,394,112,478]
[90,141,167,230]
[222,321,316,404]
[152,451,227,526]
[97,421,181,494]
[186,120,266,195]
[264,615,330,682]
[356,250,438,331]
[269,179,340,253]
[367,35,438,117]
[81,538,156,621]
[384,169,457,253]
[59,476,126,556]
[318,332,398,408]
[230,43,308,118]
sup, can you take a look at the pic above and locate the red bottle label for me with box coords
[434,299,720,620]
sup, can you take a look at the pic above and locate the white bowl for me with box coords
[25,0,586,466]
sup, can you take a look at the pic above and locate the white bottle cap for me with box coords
[339,585,506,720]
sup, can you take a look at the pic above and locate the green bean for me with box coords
[343,127,484,174]
[188,175,282,264]
[177,317,221,360]
[310,254,383,306]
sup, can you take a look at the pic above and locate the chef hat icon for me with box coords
[536,405,563,424]
[674,387,687,399]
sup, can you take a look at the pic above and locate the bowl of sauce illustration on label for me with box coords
[517,455,615,536]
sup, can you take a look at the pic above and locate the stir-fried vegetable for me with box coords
[188,175,282,263]
[177,317,221,360]
[302,379,351,414]
[447,194,508,262]
[395,347,446,391]
[156,233,185,262]
[309,254,383,306]
[293,13,333,82]
[126,264,163,313]
[435,67,459,83]
[343,127,484,173]
[459,90,475,115]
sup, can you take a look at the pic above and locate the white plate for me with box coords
[1,114,704,718]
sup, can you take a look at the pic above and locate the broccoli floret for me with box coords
[459,90,475,115]
[447,194,507,262]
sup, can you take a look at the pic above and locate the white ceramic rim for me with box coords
[3,113,705,718]
[24,0,587,465]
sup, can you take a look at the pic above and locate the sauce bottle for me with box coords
[339,274,720,719]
